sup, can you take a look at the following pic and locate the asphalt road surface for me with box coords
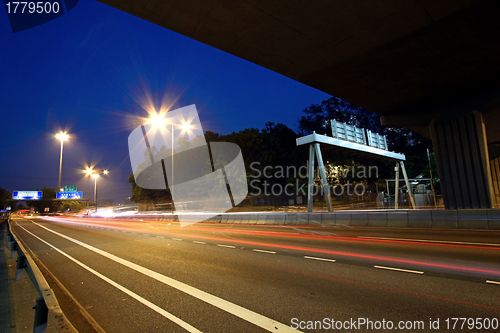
[10,215,500,332]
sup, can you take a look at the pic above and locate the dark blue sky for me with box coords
[0,1,330,204]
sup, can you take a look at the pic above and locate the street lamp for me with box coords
[88,169,109,214]
[85,168,93,214]
[148,113,192,214]
[56,132,69,190]
[93,174,99,213]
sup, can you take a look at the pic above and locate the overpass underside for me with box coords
[98,0,500,209]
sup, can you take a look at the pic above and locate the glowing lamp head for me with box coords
[85,168,93,176]
[181,121,192,132]
[56,132,69,141]
[103,170,109,175]
[149,113,167,128]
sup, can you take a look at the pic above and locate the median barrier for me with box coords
[210,214,223,223]
[220,214,229,224]
[272,213,286,225]
[308,214,322,226]
[335,211,351,226]
[231,214,242,224]
[350,211,369,226]
[457,210,488,229]
[131,208,500,229]
[487,209,500,229]
[386,211,408,227]
[239,214,250,224]
[408,210,432,228]
[284,213,297,225]
[321,213,336,226]
[296,213,309,225]
[246,213,259,225]
[367,211,387,227]
[431,210,458,228]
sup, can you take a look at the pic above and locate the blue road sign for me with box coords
[56,191,83,199]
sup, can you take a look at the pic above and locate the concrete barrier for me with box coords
[488,209,500,229]
[272,213,286,225]
[308,214,322,226]
[232,214,242,224]
[335,211,351,226]
[457,210,488,229]
[246,213,260,225]
[351,211,369,226]
[386,211,408,227]
[408,210,432,228]
[284,213,298,225]
[296,213,309,225]
[131,208,500,229]
[321,213,336,226]
[239,214,251,224]
[368,211,387,227]
[431,210,458,228]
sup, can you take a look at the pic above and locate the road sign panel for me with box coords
[64,186,77,191]
[56,191,83,199]
[13,191,42,200]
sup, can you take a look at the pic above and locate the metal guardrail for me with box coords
[5,218,77,333]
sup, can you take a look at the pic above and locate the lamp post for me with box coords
[93,174,99,213]
[171,121,174,214]
[91,169,108,214]
[56,132,69,190]
[85,168,93,214]
[149,113,192,215]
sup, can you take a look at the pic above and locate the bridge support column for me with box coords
[490,157,500,207]
[430,111,495,209]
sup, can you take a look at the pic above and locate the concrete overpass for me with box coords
[99,0,500,209]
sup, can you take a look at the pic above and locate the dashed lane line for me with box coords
[304,256,336,263]
[486,280,500,285]
[374,265,424,275]
[217,244,236,249]
[252,249,276,254]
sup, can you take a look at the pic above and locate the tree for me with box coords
[0,187,11,210]
[298,97,383,135]
[127,173,170,204]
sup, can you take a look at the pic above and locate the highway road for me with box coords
[10,215,500,332]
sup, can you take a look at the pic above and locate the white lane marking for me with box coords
[304,256,336,263]
[172,238,183,241]
[252,249,276,254]
[217,244,236,249]
[17,225,202,333]
[486,280,500,285]
[156,236,164,239]
[360,236,500,247]
[131,232,137,234]
[374,265,424,275]
[31,222,299,333]
[193,241,206,244]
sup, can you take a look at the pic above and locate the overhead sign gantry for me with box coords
[297,120,416,212]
